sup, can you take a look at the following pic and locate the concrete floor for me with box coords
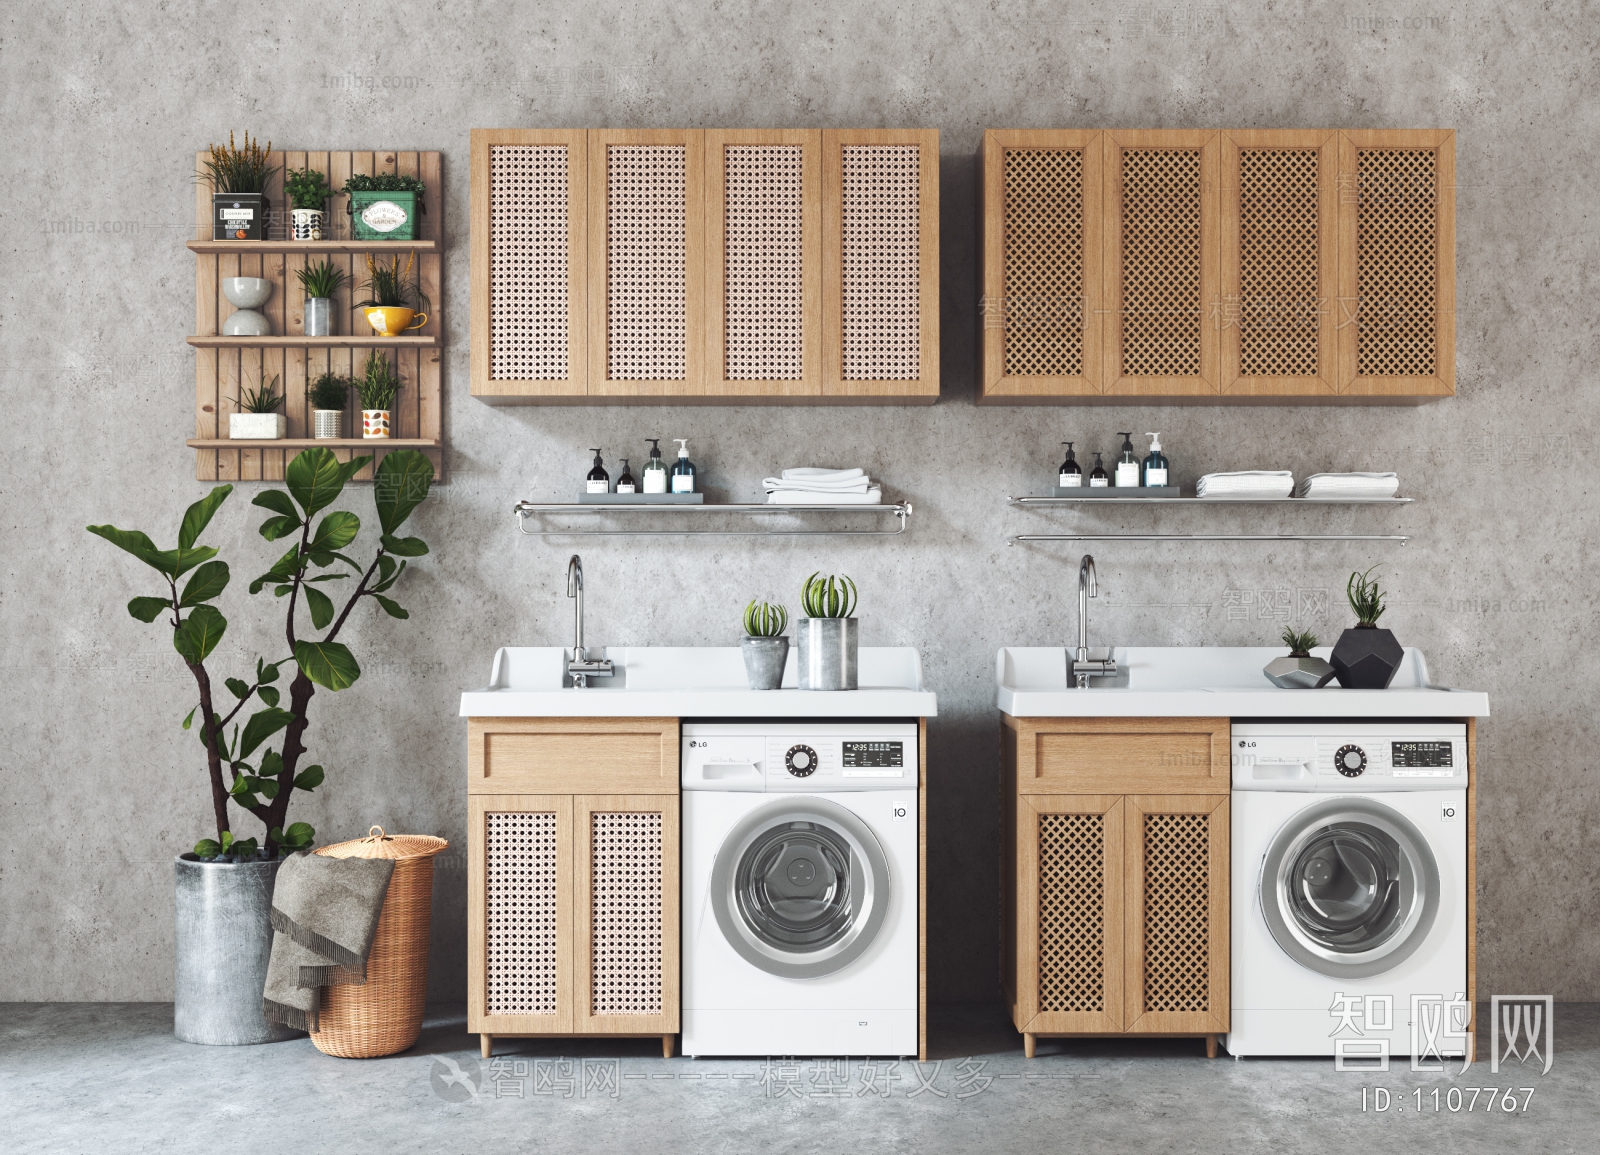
[5,1003,1591,1153]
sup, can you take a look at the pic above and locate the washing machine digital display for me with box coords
[843,741,903,768]
[1392,741,1452,768]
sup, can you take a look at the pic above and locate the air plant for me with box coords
[241,374,282,414]
[743,600,789,638]
[801,572,858,619]
[200,131,279,195]
[352,251,429,313]
[1281,626,1319,657]
[295,258,347,301]
[357,350,401,412]
[1346,567,1387,626]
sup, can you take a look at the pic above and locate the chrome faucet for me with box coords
[1070,554,1117,688]
[565,555,614,688]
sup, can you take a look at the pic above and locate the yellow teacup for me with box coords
[362,306,428,337]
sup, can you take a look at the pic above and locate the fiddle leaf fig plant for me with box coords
[89,448,434,859]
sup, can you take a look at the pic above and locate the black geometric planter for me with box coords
[1329,625,1404,689]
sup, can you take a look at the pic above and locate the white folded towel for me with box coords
[767,487,883,505]
[782,468,865,481]
[1196,471,1294,499]
[763,466,874,495]
[1297,472,1399,499]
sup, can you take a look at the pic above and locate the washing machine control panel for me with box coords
[1334,744,1367,776]
[1231,724,1467,791]
[785,744,818,777]
[682,724,919,792]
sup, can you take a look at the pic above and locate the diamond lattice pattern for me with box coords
[1143,813,1210,1014]
[1357,148,1437,376]
[1121,149,1202,377]
[1003,149,1084,377]
[591,812,664,1015]
[489,146,570,380]
[486,811,559,1015]
[1239,149,1320,376]
[1038,812,1105,1013]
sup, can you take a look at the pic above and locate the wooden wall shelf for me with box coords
[189,148,444,483]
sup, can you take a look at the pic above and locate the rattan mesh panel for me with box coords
[841,145,920,380]
[1143,813,1210,1014]
[1121,149,1202,377]
[724,145,804,380]
[489,146,569,380]
[1357,148,1437,376]
[1037,812,1105,1013]
[607,145,687,380]
[590,812,664,1015]
[1239,149,1320,376]
[486,812,558,1015]
[1003,149,1084,377]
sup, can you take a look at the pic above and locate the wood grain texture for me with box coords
[1006,715,1230,795]
[468,717,679,794]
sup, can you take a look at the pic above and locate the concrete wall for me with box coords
[2,1,1591,1003]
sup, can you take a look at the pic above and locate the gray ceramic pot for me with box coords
[796,617,858,690]
[173,853,300,1046]
[741,635,789,690]
[304,296,334,337]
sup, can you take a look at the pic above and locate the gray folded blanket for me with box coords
[262,851,395,1031]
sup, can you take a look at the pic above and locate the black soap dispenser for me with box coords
[1089,452,1109,487]
[1114,432,1140,488]
[1058,442,1083,489]
[642,439,669,494]
[586,449,610,495]
[616,457,637,494]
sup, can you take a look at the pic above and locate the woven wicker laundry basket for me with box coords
[309,826,449,1058]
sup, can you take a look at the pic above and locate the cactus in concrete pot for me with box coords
[741,600,790,690]
[797,572,858,690]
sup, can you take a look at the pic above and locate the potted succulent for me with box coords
[88,448,435,1044]
[357,349,401,438]
[309,372,349,440]
[741,600,790,690]
[295,258,347,338]
[284,167,334,241]
[353,251,429,338]
[229,374,286,440]
[1330,566,1405,689]
[201,131,279,241]
[797,572,859,690]
[1263,626,1336,689]
[343,172,426,241]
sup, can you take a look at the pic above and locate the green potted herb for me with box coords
[357,349,401,438]
[229,373,285,440]
[295,257,347,337]
[343,172,426,241]
[1330,566,1405,689]
[88,448,435,1044]
[797,572,859,690]
[309,372,349,440]
[353,251,430,337]
[1263,626,1335,689]
[284,167,334,240]
[201,131,279,241]
[741,600,790,690]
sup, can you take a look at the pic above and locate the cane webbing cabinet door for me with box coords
[1336,129,1456,399]
[470,130,588,401]
[981,129,1106,400]
[821,129,940,403]
[1220,130,1340,398]
[1122,794,1229,1035]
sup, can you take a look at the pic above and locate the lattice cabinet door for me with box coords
[1220,130,1340,397]
[1102,130,1223,397]
[821,129,940,401]
[471,130,588,400]
[703,130,823,399]
[573,794,680,1035]
[1122,794,1229,1035]
[1017,795,1125,1034]
[468,794,576,1036]
[1336,130,1456,398]
[981,129,1106,400]
[586,129,707,398]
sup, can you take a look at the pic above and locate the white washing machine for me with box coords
[681,721,918,1057]
[1228,721,1469,1058]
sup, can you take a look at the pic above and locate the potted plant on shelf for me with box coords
[1263,626,1336,689]
[741,600,790,690]
[797,572,859,690]
[309,372,349,440]
[358,349,401,439]
[295,258,347,338]
[284,167,334,241]
[343,172,425,241]
[201,131,279,241]
[353,251,429,337]
[1330,566,1405,689]
[88,448,435,1045]
[229,374,286,440]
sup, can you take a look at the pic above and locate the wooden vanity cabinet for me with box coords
[1002,717,1230,1056]
[467,718,680,1057]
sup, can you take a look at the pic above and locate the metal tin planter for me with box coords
[213,192,270,241]
[741,636,789,690]
[796,617,858,690]
[304,296,334,337]
[173,853,301,1045]
[349,191,419,241]
[313,409,342,439]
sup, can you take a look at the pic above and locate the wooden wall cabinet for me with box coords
[1002,717,1230,1057]
[471,128,939,405]
[467,718,680,1057]
[981,128,1455,405]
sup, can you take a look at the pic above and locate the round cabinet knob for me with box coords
[785,744,818,777]
[1335,744,1367,777]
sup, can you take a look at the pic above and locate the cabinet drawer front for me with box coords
[1020,720,1229,794]
[469,719,678,794]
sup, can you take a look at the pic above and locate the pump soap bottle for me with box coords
[586,449,610,495]
[642,439,669,494]
[1114,432,1140,487]
[1089,452,1109,487]
[670,438,697,494]
[616,458,637,495]
[1058,442,1083,489]
[1142,432,1169,489]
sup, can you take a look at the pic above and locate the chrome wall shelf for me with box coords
[514,501,912,538]
[1010,496,1413,506]
[1012,533,1408,544]
[1007,493,1411,545]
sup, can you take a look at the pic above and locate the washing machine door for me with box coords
[709,797,891,979]
[1260,797,1440,979]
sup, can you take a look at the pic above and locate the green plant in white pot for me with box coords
[358,349,400,439]
[308,372,349,440]
[797,572,858,690]
[284,167,333,241]
[741,599,790,690]
[229,374,285,440]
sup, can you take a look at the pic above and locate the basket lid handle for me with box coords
[367,825,388,841]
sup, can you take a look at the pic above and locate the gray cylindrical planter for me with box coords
[304,297,334,337]
[796,617,858,690]
[173,853,301,1046]
[741,636,789,690]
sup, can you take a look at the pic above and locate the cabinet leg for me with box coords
[662,1034,675,1059]
[1023,1032,1036,1059]
[1206,1034,1218,1059]
[480,1033,493,1059]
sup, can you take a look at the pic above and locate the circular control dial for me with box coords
[785,744,818,777]
[1335,744,1367,777]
